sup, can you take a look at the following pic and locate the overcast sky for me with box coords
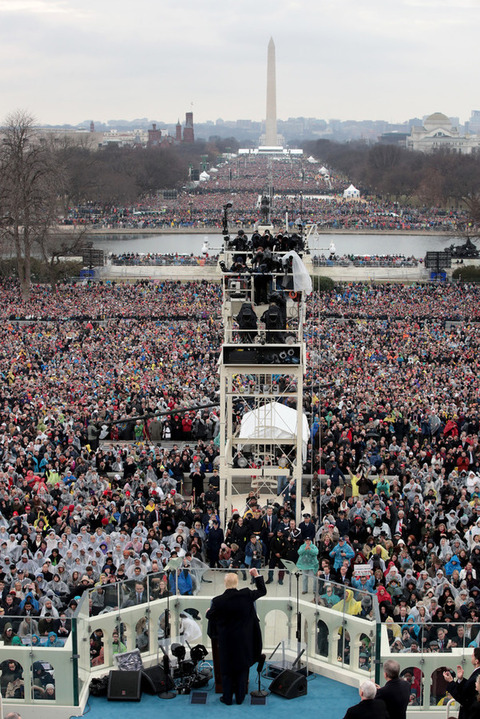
[0,0,478,127]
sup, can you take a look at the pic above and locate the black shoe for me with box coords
[220,696,232,705]
[265,578,273,584]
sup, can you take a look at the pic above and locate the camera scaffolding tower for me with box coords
[217,208,310,527]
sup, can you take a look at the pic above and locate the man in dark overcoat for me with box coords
[206,567,266,705]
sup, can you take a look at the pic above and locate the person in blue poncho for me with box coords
[445,554,462,577]
[169,563,193,595]
[46,631,64,647]
[318,583,341,608]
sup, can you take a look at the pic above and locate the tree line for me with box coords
[303,139,480,213]
[0,111,231,298]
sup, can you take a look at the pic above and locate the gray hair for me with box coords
[360,681,376,700]
[384,658,400,680]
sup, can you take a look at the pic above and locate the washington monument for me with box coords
[265,37,278,146]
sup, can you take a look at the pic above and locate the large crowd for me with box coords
[313,254,421,268]
[2,272,480,699]
[63,156,476,233]
[108,252,218,267]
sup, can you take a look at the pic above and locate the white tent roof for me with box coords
[239,401,309,460]
[343,183,360,198]
[199,171,210,181]
[307,156,318,164]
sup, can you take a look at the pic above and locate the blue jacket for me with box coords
[170,570,193,595]
[329,540,355,570]
[351,576,375,593]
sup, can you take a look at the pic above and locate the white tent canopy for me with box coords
[199,171,210,181]
[239,401,309,461]
[343,183,360,198]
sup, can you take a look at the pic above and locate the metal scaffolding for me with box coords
[217,234,309,526]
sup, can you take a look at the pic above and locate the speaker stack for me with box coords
[107,670,142,701]
[141,665,175,695]
[269,669,308,699]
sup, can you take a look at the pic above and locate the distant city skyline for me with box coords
[0,0,478,127]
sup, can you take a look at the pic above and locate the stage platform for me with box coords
[75,669,358,719]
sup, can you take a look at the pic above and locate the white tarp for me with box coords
[239,401,309,461]
[282,250,313,295]
[199,171,210,181]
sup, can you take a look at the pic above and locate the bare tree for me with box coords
[0,111,60,299]
[36,226,89,289]
[51,132,101,214]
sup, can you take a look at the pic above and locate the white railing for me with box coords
[0,570,468,719]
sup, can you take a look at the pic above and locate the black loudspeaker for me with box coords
[141,665,175,694]
[269,669,307,699]
[107,670,142,701]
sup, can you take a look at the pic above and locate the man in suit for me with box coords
[444,648,480,719]
[375,659,411,719]
[261,505,278,565]
[343,680,388,719]
[206,567,266,705]
[123,581,148,607]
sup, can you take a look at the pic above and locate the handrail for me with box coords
[0,570,471,716]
